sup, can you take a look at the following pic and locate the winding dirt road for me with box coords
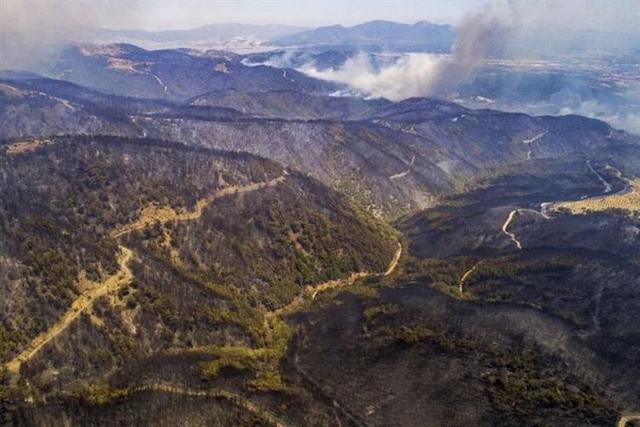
[587,160,612,193]
[7,174,289,375]
[383,242,403,276]
[522,131,548,145]
[498,160,622,249]
[618,413,640,427]
[522,131,547,160]
[459,262,480,294]
[129,382,288,427]
[112,173,287,238]
[501,210,523,250]
[389,156,415,180]
[4,169,402,424]
[272,242,402,318]
[6,246,134,374]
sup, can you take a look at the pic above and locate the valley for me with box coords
[1,11,640,424]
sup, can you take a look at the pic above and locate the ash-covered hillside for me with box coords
[0,135,397,425]
[2,37,640,427]
[2,63,637,220]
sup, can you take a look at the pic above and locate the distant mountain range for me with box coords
[81,20,455,53]
[273,20,455,52]
[91,23,307,49]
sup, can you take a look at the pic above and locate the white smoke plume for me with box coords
[0,1,141,70]
[299,8,512,101]
[560,101,640,135]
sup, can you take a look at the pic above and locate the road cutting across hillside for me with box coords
[6,246,133,374]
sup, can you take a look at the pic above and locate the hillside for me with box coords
[282,156,640,426]
[2,39,640,426]
[43,44,339,101]
[1,72,637,221]
[0,81,140,139]
[0,136,398,424]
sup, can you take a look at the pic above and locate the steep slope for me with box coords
[2,73,637,222]
[140,99,637,218]
[393,157,640,420]
[44,44,339,101]
[190,88,390,119]
[0,136,397,423]
[140,117,456,217]
[282,157,640,427]
[0,81,140,139]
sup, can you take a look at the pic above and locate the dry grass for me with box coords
[6,139,51,155]
[558,180,640,214]
[106,57,144,73]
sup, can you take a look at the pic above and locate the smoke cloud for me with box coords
[298,8,511,101]
[0,1,141,70]
[559,101,640,135]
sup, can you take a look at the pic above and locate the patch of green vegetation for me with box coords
[364,303,400,322]
[208,299,266,346]
[201,316,292,392]
[0,367,9,400]
[402,256,478,297]
[0,326,27,363]
[393,325,435,345]
[485,365,615,422]
[69,383,130,405]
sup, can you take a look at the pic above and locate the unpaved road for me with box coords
[130,383,288,427]
[501,160,626,245]
[272,242,402,317]
[522,131,548,144]
[522,131,547,160]
[552,162,634,214]
[500,203,557,250]
[383,242,403,276]
[587,160,612,193]
[389,156,415,180]
[618,413,640,427]
[6,246,133,373]
[111,173,287,238]
[501,210,523,250]
[8,174,288,374]
[459,262,479,294]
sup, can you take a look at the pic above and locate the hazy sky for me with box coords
[2,0,638,32]
[118,0,485,29]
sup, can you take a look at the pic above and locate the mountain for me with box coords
[0,79,140,139]
[0,135,398,424]
[137,97,635,219]
[42,44,339,101]
[189,88,390,119]
[96,23,308,46]
[3,38,640,425]
[1,73,636,220]
[273,20,455,52]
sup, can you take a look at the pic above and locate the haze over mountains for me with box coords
[2,2,640,426]
[48,16,637,134]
